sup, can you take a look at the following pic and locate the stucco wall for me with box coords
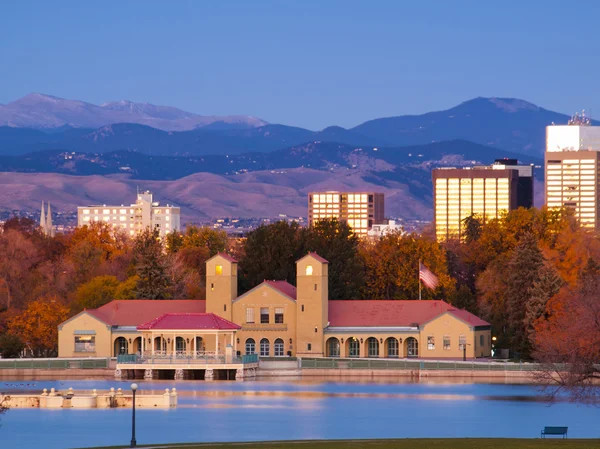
[233,284,297,356]
[58,313,112,358]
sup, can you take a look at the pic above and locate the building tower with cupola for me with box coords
[295,252,329,357]
[205,253,238,322]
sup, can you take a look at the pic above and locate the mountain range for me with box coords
[0,93,267,131]
[0,94,568,222]
[0,94,593,157]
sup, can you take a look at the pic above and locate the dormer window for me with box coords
[306,265,313,276]
[215,265,223,276]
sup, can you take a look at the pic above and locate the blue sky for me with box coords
[0,0,598,130]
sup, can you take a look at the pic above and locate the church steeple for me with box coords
[40,201,46,230]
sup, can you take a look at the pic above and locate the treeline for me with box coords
[0,209,599,368]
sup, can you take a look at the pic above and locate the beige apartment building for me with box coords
[545,118,600,229]
[433,159,533,241]
[77,191,180,238]
[58,253,492,360]
[308,191,385,235]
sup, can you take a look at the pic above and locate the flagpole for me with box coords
[418,258,422,301]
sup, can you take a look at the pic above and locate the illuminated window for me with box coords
[427,336,435,350]
[215,265,223,276]
[306,265,313,275]
[246,307,255,323]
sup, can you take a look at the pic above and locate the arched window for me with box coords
[245,338,256,355]
[386,338,398,358]
[195,336,205,353]
[326,338,340,357]
[348,337,360,357]
[114,337,128,356]
[154,337,166,352]
[274,339,284,357]
[367,337,379,358]
[260,338,270,357]
[406,337,419,358]
[176,337,186,352]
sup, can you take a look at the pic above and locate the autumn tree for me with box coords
[133,229,170,299]
[7,296,69,357]
[361,232,453,300]
[532,259,600,403]
[74,275,121,311]
[0,230,40,310]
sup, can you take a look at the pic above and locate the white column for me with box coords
[152,334,155,356]
[141,335,145,355]
[215,333,219,355]
[192,334,196,358]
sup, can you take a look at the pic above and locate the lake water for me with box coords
[1,378,599,449]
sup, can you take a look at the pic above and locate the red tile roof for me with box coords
[215,252,238,263]
[328,300,490,328]
[264,280,297,300]
[138,313,241,330]
[297,252,329,264]
[86,300,205,326]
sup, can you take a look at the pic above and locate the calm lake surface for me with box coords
[1,378,599,449]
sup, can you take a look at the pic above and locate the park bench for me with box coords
[541,426,568,439]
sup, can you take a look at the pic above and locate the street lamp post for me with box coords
[130,383,138,448]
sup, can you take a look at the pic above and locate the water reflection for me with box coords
[1,378,599,449]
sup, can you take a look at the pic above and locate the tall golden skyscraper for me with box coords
[545,114,600,229]
[433,159,533,241]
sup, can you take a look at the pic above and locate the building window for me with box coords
[176,337,186,352]
[443,335,451,350]
[275,307,284,324]
[480,335,484,347]
[260,307,269,324]
[260,338,270,357]
[305,265,313,275]
[301,305,305,312]
[274,339,284,357]
[459,334,466,351]
[427,336,435,350]
[327,338,340,357]
[245,338,256,355]
[307,343,312,351]
[246,307,255,323]
[114,337,128,355]
[386,338,398,358]
[314,284,317,291]
[406,337,419,357]
[74,335,95,352]
[223,304,227,312]
[367,337,379,358]
[348,337,360,357]
[215,265,223,275]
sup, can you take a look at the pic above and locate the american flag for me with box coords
[419,262,439,290]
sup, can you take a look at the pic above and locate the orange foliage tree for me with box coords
[7,296,69,357]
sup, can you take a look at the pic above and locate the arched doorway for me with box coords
[260,338,270,357]
[175,337,186,355]
[245,338,256,355]
[132,337,142,355]
[366,337,379,358]
[114,337,128,356]
[154,336,166,352]
[195,336,205,353]
[386,337,399,358]
[274,338,284,357]
[405,337,418,358]
[326,337,340,357]
[346,337,360,358]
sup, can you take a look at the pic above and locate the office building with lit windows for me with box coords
[433,159,533,241]
[545,115,600,229]
[308,191,385,235]
[77,191,181,238]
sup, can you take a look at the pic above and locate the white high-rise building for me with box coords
[545,112,600,229]
[77,191,181,238]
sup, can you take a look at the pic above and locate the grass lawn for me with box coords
[84,439,600,449]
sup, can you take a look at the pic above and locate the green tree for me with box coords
[0,333,24,358]
[74,275,120,311]
[462,214,482,244]
[449,284,478,314]
[302,219,365,300]
[504,234,545,358]
[133,229,170,299]
[525,262,563,340]
[114,276,139,299]
[239,221,305,292]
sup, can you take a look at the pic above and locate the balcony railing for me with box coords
[117,352,260,366]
